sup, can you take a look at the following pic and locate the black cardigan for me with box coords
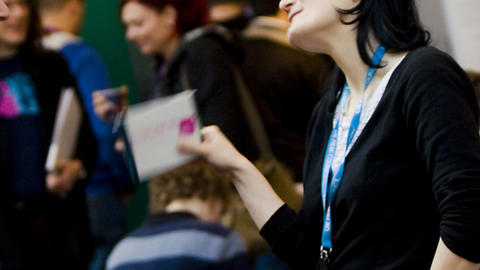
[260,46,480,269]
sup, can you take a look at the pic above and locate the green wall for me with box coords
[80,0,148,231]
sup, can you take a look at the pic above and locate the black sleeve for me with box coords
[404,49,480,263]
[260,204,320,269]
[259,98,331,270]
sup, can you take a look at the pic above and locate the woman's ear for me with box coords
[162,4,178,27]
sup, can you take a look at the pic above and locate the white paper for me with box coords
[124,90,201,181]
[45,88,83,171]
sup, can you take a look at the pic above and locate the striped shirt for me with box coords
[106,212,251,270]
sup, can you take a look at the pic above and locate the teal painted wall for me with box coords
[80,0,148,231]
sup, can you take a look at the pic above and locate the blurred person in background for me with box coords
[38,1,133,269]
[240,0,334,181]
[106,161,251,270]
[94,0,256,160]
[209,0,250,33]
[0,0,96,269]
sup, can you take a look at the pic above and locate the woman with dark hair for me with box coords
[93,0,255,159]
[179,0,480,269]
[0,0,95,269]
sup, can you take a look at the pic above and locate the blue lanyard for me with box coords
[320,45,386,251]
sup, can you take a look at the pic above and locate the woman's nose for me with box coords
[0,0,9,20]
[279,0,295,13]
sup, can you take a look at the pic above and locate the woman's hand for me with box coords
[179,125,284,229]
[92,85,129,122]
[46,159,85,198]
[178,125,248,171]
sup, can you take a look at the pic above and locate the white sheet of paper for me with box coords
[124,90,201,181]
[45,88,82,172]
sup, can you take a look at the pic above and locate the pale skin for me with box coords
[0,0,8,20]
[178,0,480,268]
[0,0,84,198]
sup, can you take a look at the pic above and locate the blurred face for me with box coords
[121,1,177,57]
[0,0,9,20]
[279,0,356,52]
[0,0,29,50]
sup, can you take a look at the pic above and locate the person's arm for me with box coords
[179,126,284,229]
[431,239,480,270]
[404,50,480,266]
[65,44,132,188]
[180,100,327,269]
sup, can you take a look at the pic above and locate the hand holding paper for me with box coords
[92,85,129,122]
[121,90,202,182]
[178,125,246,171]
[46,159,84,198]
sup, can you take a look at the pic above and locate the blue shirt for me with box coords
[44,32,132,193]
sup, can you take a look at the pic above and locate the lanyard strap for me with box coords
[320,45,386,252]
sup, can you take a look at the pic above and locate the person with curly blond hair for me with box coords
[106,161,251,270]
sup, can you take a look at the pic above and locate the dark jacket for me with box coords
[153,25,257,160]
[0,50,96,270]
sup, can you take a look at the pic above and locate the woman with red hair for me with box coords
[94,0,255,159]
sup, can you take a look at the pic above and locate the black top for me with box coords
[260,46,480,269]
[0,51,96,268]
[0,52,96,202]
[0,58,46,199]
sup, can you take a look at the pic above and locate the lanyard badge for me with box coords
[319,45,386,263]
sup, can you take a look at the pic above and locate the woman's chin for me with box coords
[288,33,313,53]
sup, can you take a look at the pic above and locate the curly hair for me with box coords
[149,161,232,213]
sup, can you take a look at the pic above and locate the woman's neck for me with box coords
[162,34,180,61]
[325,31,407,118]
[0,42,18,58]
[328,34,405,98]
[328,32,371,98]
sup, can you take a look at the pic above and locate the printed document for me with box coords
[123,90,201,181]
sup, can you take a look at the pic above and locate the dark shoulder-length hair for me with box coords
[118,0,209,35]
[18,0,44,58]
[338,0,430,67]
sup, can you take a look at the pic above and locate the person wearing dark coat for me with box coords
[0,0,96,269]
